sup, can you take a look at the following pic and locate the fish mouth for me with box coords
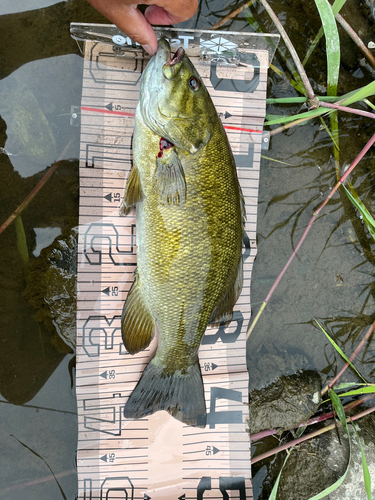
[157,38,185,66]
[165,47,185,66]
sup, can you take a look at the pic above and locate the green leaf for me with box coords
[334,382,369,390]
[303,0,347,67]
[314,319,367,383]
[350,421,372,499]
[330,389,348,431]
[314,0,341,96]
[340,81,375,106]
[261,155,294,166]
[268,449,293,500]
[335,385,375,398]
[342,184,375,241]
[265,107,328,125]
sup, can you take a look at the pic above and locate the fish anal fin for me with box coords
[121,278,155,354]
[154,148,186,206]
[124,359,206,427]
[209,256,243,327]
[120,163,144,216]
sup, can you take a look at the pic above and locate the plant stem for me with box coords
[321,319,375,395]
[250,393,375,442]
[0,141,72,236]
[251,405,375,464]
[321,101,375,119]
[211,0,257,30]
[258,0,316,101]
[335,13,375,70]
[269,115,317,136]
[247,132,375,339]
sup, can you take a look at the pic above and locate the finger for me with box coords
[85,1,158,54]
[145,0,198,24]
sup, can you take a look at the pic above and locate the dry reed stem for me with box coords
[211,0,257,30]
[336,13,375,70]
[258,0,315,101]
[251,404,375,464]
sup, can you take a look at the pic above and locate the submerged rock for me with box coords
[253,408,375,500]
[275,424,350,500]
[249,370,322,435]
[24,226,77,351]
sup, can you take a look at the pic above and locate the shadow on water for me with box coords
[0,0,374,498]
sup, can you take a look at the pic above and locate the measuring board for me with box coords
[73,25,278,500]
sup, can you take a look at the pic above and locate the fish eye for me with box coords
[188,76,200,91]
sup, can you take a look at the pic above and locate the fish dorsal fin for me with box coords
[209,255,243,327]
[154,147,186,206]
[120,163,143,216]
[122,276,155,354]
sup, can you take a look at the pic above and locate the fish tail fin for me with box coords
[124,359,206,427]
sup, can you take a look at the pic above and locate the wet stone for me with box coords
[274,424,350,500]
[330,414,375,500]
[254,412,375,500]
[249,370,322,435]
[24,226,77,352]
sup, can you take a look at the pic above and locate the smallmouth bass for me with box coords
[120,39,245,427]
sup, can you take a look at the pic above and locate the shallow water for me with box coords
[0,1,374,498]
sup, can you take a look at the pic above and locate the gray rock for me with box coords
[255,413,375,500]
[330,414,375,500]
[249,370,322,435]
[275,424,350,500]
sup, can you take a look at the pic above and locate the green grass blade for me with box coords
[330,389,348,431]
[300,391,352,499]
[334,382,368,390]
[268,449,293,500]
[350,421,372,499]
[265,107,328,125]
[342,184,375,241]
[314,0,341,96]
[314,319,367,383]
[261,155,293,165]
[364,98,375,111]
[303,0,347,67]
[340,81,375,106]
[319,116,340,149]
[335,385,375,398]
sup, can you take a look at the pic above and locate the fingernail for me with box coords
[142,44,154,55]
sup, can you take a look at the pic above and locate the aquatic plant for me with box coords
[213,0,375,496]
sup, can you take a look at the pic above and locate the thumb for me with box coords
[85,1,158,54]
[114,5,158,53]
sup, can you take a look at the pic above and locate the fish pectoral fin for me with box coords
[209,255,243,327]
[154,148,186,206]
[122,278,155,354]
[120,163,144,216]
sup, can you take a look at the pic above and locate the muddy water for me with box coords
[0,1,374,498]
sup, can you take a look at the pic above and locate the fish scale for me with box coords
[121,40,243,426]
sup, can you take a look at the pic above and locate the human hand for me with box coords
[85,0,198,54]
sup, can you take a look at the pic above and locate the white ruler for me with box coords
[75,28,270,500]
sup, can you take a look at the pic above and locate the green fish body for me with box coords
[121,39,244,427]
